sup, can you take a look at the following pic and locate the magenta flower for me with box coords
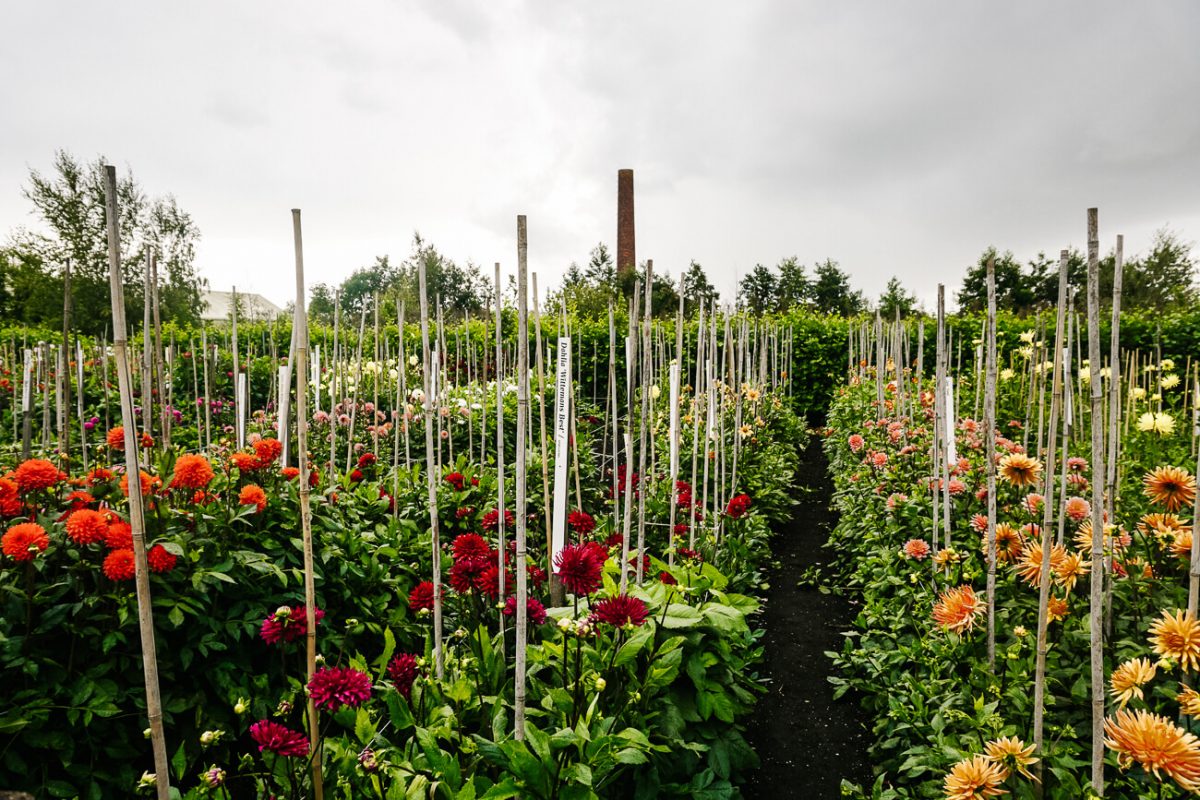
[502,595,548,625]
[386,653,420,699]
[591,593,649,628]
[260,605,325,646]
[249,719,309,757]
[307,666,373,712]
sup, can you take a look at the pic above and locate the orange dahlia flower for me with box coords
[943,755,1006,800]
[1110,658,1157,709]
[1149,609,1200,671]
[170,454,215,490]
[65,509,108,546]
[932,585,985,634]
[239,484,267,513]
[14,458,60,493]
[1104,708,1200,792]
[1144,466,1197,513]
[999,453,1042,488]
[2,522,49,562]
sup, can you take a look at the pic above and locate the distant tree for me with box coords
[737,264,777,314]
[551,242,620,318]
[956,248,1035,314]
[340,256,400,320]
[680,260,719,315]
[810,259,864,315]
[878,276,918,319]
[308,283,336,325]
[1122,228,1196,310]
[584,242,615,288]
[775,257,811,311]
[8,150,202,335]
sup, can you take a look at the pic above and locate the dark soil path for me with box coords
[742,441,873,799]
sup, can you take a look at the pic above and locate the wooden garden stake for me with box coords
[514,215,531,739]
[102,165,170,800]
[984,258,998,671]
[1107,236,1124,633]
[418,249,445,679]
[495,263,507,647]
[1085,208,1106,794]
[1033,250,1070,785]
[289,209,325,799]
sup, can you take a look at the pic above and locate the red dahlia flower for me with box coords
[105,521,133,549]
[249,720,309,757]
[387,653,420,698]
[102,548,137,581]
[452,533,491,563]
[408,581,441,611]
[147,544,177,573]
[725,494,752,519]
[503,595,548,625]
[482,508,515,531]
[260,605,325,645]
[444,472,466,491]
[120,470,158,497]
[2,522,49,562]
[357,452,377,469]
[554,542,606,595]
[567,510,596,536]
[307,666,372,712]
[592,593,649,628]
[253,438,283,467]
[85,468,113,487]
[659,570,678,585]
[64,490,95,510]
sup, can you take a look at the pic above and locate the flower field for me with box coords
[0,209,809,798]
[826,255,1200,797]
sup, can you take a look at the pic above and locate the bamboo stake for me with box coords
[289,209,324,799]
[984,258,998,670]
[1085,208,1106,795]
[1033,250,1070,786]
[495,264,507,649]
[59,259,73,468]
[636,261,652,583]
[1107,236,1124,634]
[514,216,530,739]
[419,246,445,678]
[102,165,170,800]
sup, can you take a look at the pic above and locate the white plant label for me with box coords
[551,337,572,562]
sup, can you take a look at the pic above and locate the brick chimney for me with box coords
[617,169,635,275]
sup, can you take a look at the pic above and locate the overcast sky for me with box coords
[3,2,1198,311]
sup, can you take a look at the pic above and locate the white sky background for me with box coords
[2,2,1199,311]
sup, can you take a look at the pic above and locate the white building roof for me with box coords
[201,290,284,322]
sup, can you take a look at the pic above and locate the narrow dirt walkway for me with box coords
[743,441,873,798]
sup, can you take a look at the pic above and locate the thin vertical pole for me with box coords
[103,165,170,800]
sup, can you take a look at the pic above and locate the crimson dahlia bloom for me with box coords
[592,593,649,628]
[725,494,752,519]
[249,720,309,757]
[387,653,420,698]
[408,581,440,611]
[481,508,515,531]
[567,510,596,537]
[452,533,491,562]
[450,559,488,594]
[444,472,466,491]
[503,595,547,625]
[260,605,325,645]
[554,542,606,595]
[308,666,372,711]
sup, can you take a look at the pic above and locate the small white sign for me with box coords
[551,337,572,561]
